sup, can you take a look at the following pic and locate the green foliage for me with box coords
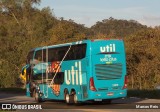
[48,20,87,44]
[0,59,19,88]
[0,0,159,90]
[90,17,147,38]
[125,29,160,89]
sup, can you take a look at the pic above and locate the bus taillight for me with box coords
[90,77,97,91]
[123,75,128,89]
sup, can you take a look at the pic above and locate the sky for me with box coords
[37,0,160,27]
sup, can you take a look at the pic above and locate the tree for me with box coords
[125,29,160,89]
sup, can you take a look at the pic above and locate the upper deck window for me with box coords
[48,43,87,62]
[34,49,47,63]
[26,50,34,64]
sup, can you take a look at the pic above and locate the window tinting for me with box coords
[26,50,34,64]
[33,72,64,84]
[48,43,86,62]
[35,49,47,62]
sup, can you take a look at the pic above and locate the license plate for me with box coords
[94,99,102,101]
[107,92,113,96]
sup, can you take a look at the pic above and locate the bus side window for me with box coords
[63,44,87,61]
[54,72,64,84]
[35,50,42,62]
[34,49,48,62]
[57,46,68,61]
[65,48,74,60]
[76,44,86,59]
[26,50,34,64]
[48,48,58,62]
[75,45,83,59]
[42,49,46,62]
[58,50,65,61]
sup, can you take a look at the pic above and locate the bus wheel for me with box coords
[65,92,74,104]
[73,93,82,105]
[64,89,68,101]
[65,93,70,104]
[73,93,78,104]
[34,90,42,103]
[29,82,36,97]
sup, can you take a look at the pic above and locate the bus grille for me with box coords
[95,63,122,80]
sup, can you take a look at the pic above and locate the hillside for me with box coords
[90,17,147,38]
[0,0,160,89]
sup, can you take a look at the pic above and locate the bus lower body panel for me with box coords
[79,89,127,102]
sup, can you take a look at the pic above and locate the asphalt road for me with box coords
[0,92,160,112]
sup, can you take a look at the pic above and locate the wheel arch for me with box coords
[70,88,76,95]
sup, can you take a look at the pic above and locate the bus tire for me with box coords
[65,92,74,104]
[73,93,81,105]
[34,90,42,103]
[29,82,36,97]
[65,93,70,104]
[73,93,78,104]
[64,89,68,101]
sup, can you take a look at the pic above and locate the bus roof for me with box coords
[31,39,123,51]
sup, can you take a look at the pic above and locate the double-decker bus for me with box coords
[20,39,127,104]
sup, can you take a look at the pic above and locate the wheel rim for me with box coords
[74,94,77,103]
[66,94,69,103]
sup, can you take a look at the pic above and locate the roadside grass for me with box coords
[0,88,25,94]
[128,89,160,99]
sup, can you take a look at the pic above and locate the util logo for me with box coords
[65,61,82,85]
[100,44,116,52]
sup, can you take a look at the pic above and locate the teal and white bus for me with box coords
[20,39,127,104]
